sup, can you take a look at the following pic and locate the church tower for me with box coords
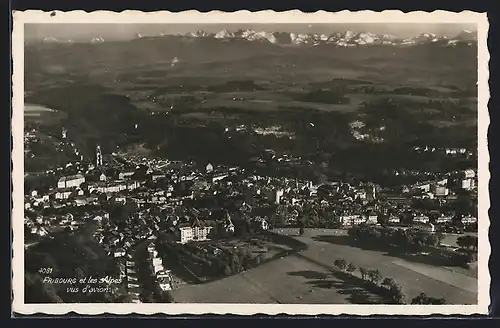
[96,145,103,167]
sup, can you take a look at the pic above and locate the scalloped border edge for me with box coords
[11,9,490,316]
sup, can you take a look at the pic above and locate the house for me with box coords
[258,218,269,231]
[223,213,235,233]
[355,190,367,200]
[57,174,85,189]
[461,215,478,225]
[437,179,448,186]
[463,169,476,179]
[55,188,72,200]
[366,213,378,225]
[119,171,135,180]
[387,216,400,224]
[339,215,364,227]
[156,270,172,280]
[212,174,229,183]
[157,270,173,291]
[117,261,127,279]
[158,280,172,292]
[416,183,431,193]
[74,197,89,207]
[152,257,164,273]
[413,214,430,224]
[92,180,138,194]
[273,189,284,204]
[461,178,475,190]
[147,242,156,253]
[152,172,166,182]
[179,219,213,244]
[114,248,126,258]
[127,180,140,191]
[436,215,453,224]
[206,162,214,173]
[433,185,449,197]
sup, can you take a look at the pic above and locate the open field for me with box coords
[171,229,477,304]
[24,104,67,125]
[171,252,383,304]
[294,229,478,304]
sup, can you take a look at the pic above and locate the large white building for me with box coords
[57,174,85,189]
[461,178,475,190]
[461,215,478,225]
[179,225,213,244]
[339,215,365,227]
[90,180,140,194]
[413,214,430,224]
[433,185,449,197]
[54,188,72,200]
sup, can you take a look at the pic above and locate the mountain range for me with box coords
[36,29,478,47]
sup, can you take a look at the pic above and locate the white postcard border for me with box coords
[12,9,490,316]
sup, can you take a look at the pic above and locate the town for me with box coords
[24,123,478,304]
[21,21,481,307]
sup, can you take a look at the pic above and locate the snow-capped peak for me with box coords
[188,30,209,38]
[179,29,480,47]
[42,37,59,42]
[246,31,277,43]
[214,29,235,39]
[41,37,73,44]
[91,36,105,43]
[453,29,478,41]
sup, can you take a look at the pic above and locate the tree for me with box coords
[457,235,478,250]
[368,269,382,285]
[337,259,348,272]
[390,284,406,304]
[230,253,243,273]
[382,277,396,289]
[359,267,368,280]
[223,264,232,276]
[254,253,264,266]
[346,263,357,275]
[425,233,440,247]
[411,292,446,305]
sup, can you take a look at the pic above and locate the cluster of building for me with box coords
[25,135,478,246]
[146,242,173,291]
[413,145,475,158]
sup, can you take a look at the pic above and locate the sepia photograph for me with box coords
[12,10,489,315]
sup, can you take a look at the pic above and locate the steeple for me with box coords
[96,145,103,167]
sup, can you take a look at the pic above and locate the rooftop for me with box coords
[58,174,85,182]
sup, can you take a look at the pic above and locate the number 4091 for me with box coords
[38,268,53,274]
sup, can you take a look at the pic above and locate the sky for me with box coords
[25,23,477,42]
